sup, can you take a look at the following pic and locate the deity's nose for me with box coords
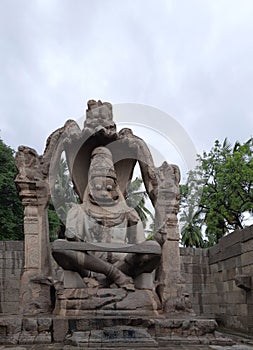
[101,191,108,197]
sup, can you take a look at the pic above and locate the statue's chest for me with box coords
[84,212,128,244]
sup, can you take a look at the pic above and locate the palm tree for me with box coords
[49,157,79,240]
[52,158,79,218]
[125,177,154,229]
[180,207,204,248]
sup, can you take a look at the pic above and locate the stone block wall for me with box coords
[208,225,253,333]
[0,241,24,314]
[0,225,253,334]
[180,247,211,317]
[181,225,253,334]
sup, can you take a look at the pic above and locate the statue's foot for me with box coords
[97,276,110,288]
[108,267,135,291]
[111,278,135,291]
[121,281,135,292]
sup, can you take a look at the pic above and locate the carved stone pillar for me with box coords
[155,162,188,313]
[15,147,53,315]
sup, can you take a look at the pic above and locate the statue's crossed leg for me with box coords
[52,240,161,290]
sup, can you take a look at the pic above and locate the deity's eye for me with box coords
[106,185,113,191]
[95,184,102,190]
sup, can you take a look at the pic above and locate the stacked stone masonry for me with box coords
[0,241,24,314]
[181,225,253,333]
[0,225,253,334]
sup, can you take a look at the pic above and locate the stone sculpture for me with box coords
[52,146,161,291]
[15,99,187,315]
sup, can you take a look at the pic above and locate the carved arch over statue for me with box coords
[15,99,187,315]
[46,101,159,208]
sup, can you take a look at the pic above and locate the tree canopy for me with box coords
[180,138,253,247]
[0,138,23,240]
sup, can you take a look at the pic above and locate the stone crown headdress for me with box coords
[89,147,117,180]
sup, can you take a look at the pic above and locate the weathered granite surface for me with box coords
[14,100,187,316]
[181,225,253,333]
[3,99,252,347]
[1,223,253,334]
[0,315,235,347]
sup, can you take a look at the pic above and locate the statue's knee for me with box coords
[52,249,66,262]
[152,254,161,266]
[52,250,69,267]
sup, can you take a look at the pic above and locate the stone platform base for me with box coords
[0,315,235,347]
[54,286,162,316]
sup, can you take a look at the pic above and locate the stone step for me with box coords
[65,326,158,347]
[0,315,235,347]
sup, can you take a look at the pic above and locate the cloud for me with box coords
[0,0,253,161]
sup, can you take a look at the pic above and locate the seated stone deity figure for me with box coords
[52,146,161,290]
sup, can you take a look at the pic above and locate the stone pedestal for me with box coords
[0,314,235,347]
[54,285,161,316]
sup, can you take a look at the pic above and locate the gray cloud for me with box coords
[1,0,253,162]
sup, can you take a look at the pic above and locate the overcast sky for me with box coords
[1,0,253,172]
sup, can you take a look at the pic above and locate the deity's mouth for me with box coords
[89,194,119,206]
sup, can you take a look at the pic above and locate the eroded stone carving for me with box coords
[52,146,161,293]
[15,99,187,315]
[84,99,116,136]
[15,146,43,182]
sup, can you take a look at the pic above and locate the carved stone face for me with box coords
[89,176,119,206]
